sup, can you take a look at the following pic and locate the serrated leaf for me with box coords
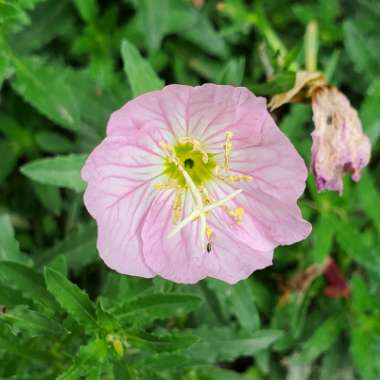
[57,339,108,380]
[0,261,56,309]
[10,57,80,130]
[0,214,31,265]
[127,331,199,353]
[44,267,98,329]
[21,154,87,192]
[185,327,283,363]
[1,306,67,337]
[121,39,164,97]
[114,293,202,322]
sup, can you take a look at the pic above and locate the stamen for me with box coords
[161,142,207,242]
[154,183,177,191]
[223,206,245,224]
[206,225,214,239]
[218,174,252,182]
[223,131,233,170]
[172,189,184,224]
[168,189,243,238]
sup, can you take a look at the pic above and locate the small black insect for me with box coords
[206,242,212,253]
[326,115,333,125]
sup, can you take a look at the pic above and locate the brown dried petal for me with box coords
[269,71,325,111]
[311,87,371,193]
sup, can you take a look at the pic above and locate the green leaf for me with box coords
[10,56,80,131]
[343,21,380,81]
[121,39,164,97]
[248,71,296,95]
[127,331,199,353]
[35,131,74,154]
[357,170,380,232]
[10,1,74,54]
[21,154,87,192]
[185,327,283,363]
[0,214,31,265]
[179,13,229,59]
[217,57,246,85]
[294,317,344,365]
[351,275,378,314]
[360,78,380,145]
[310,213,337,263]
[73,0,98,23]
[137,0,171,52]
[38,222,97,270]
[48,255,68,277]
[0,261,56,309]
[351,327,380,380]
[0,326,49,361]
[335,219,380,274]
[0,1,29,30]
[0,284,29,306]
[57,339,108,380]
[44,267,98,329]
[207,279,260,331]
[0,53,12,89]
[32,182,62,216]
[0,140,18,184]
[114,293,202,322]
[1,306,67,336]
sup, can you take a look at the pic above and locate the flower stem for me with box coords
[305,21,318,72]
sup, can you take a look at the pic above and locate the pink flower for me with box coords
[82,84,311,284]
[311,87,371,193]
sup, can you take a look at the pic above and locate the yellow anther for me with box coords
[223,131,233,170]
[228,207,245,224]
[199,187,212,205]
[172,189,184,224]
[154,183,177,191]
[218,174,252,182]
[206,225,214,240]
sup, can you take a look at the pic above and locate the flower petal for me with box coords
[106,85,192,140]
[214,113,308,203]
[208,180,311,247]
[82,130,164,277]
[141,191,273,284]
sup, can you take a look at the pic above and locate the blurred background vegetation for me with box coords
[0,0,380,379]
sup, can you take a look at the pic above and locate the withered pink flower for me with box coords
[311,86,371,193]
[82,84,311,284]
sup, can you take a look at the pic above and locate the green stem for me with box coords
[305,21,318,71]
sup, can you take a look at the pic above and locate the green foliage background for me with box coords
[0,0,380,379]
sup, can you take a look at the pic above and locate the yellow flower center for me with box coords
[155,132,252,252]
